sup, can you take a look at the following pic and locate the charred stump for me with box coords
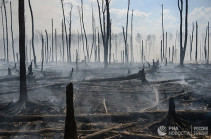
[168,98,176,123]
[8,68,12,76]
[64,83,77,139]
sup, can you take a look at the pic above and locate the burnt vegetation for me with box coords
[0,0,210,138]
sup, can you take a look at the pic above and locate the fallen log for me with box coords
[81,122,135,139]
[88,69,147,83]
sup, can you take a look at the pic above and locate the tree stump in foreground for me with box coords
[64,83,77,139]
[168,97,176,123]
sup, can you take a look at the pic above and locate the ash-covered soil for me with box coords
[0,61,210,138]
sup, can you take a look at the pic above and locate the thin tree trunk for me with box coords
[55,29,57,63]
[109,20,112,63]
[162,4,165,62]
[69,6,73,62]
[122,0,130,63]
[61,0,69,62]
[142,40,144,64]
[208,22,209,63]
[195,21,198,63]
[3,0,9,62]
[28,0,37,68]
[41,35,44,71]
[98,31,100,62]
[52,19,54,62]
[80,0,89,62]
[19,0,28,102]
[178,0,183,66]
[166,32,167,59]
[130,10,134,63]
[1,7,6,61]
[45,30,49,63]
[161,40,162,62]
[10,2,15,62]
[62,20,64,62]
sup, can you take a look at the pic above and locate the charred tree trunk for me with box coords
[62,20,64,62]
[1,7,6,61]
[162,4,165,62]
[64,83,78,139]
[195,21,198,63]
[172,46,175,62]
[81,0,89,62]
[142,40,144,64]
[10,2,15,62]
[61,0,69,62]
[160,40,163,61]
[166,32,167,59]
[45,30,49,63]
[178,0,188,66]
[41,35,44,72]
[208,22,209,64]
[98,31,100,62]
[109,20,112,64]
[130,10,134,63]
[28,0,37,68]
[51,19,54,62]
[3,0,9,62]
[190,23,194,61]
[19,0,28,102]
[122,0,130,63]
[69,6,73,62]
[55,29,57,63]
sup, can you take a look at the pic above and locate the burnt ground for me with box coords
[0,61,210,138]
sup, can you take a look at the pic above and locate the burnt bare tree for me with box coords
[2,0,9,62]
[1,7,6,61]
[28,0,37,68]
[45,30,49,63]
[19,0,27,101]
[195,21,198,63]
[41,35,44,71]
[97,0,110,68]
[69,6,73,62]
[61,0,69,62]
[10,2,15,62]
[122,0,130,63]
[208,22,209,64]
[162,4,165,62]
[80,0,89,62]
[130,10,134,63]
[51,19,54,61]
[178,0,188,66]
[190,23,194,61]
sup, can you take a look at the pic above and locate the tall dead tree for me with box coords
[61,0,69,62]
[122,0,130,63]
[109,20,112,63]
[62,20,64,62]
[41,35,44,71]
[162,4,165,62]
[51,19,54,61]
[130,10,134,63]
[208,22,209,63]
[178,0,188,66]
[78,6,85,60]
[68,5,73,62]
[190,23,194,61]
[45,30,49,63]
[81,0,89,62]
[28,0,37,68]
[3,0,8,62]
[55,29,57,63]
[166,32,167,59]
[161,40,162,61]
[142,40,144,64]
[10,2,15,62]
[1,7,6,61]
[97,0,110,68]
[98,31,100,62]
[195,21,198,63]
[19,0,27,102]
